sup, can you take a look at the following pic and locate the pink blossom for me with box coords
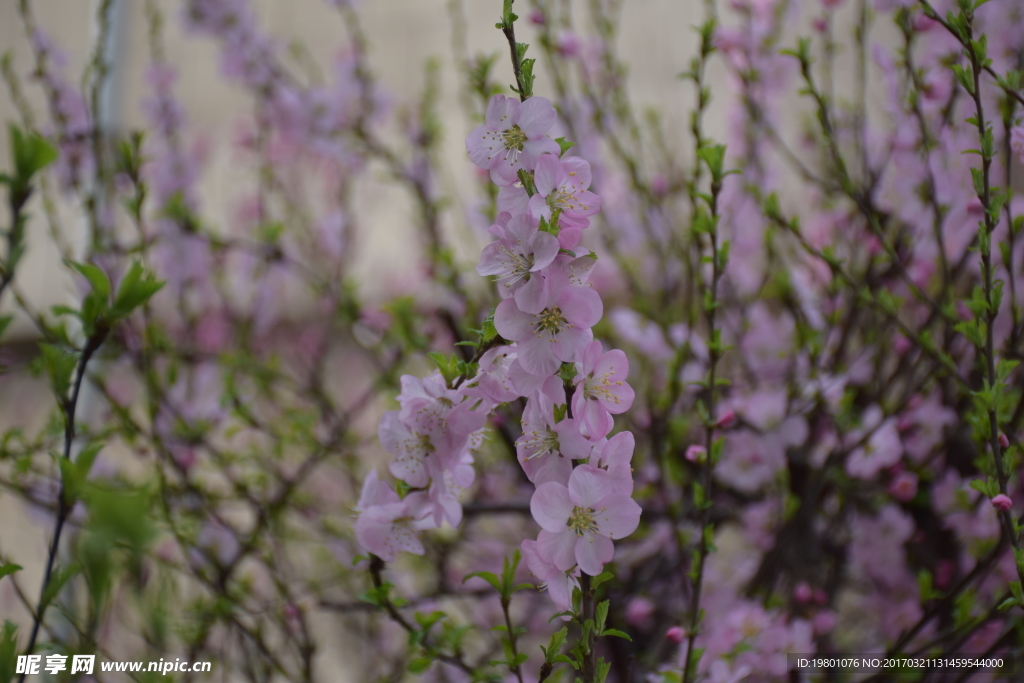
[521,539,578,612]
[666,626,686,643]
[715,410,737,429]
[528,155,602,230]
[461,345,521,405]
[354,492,434,562]
[531,465,641,575]
[992,494,1013,512]
[494,279,603,376]
[716,429,787,493]
[845,406,903,479]
[625,597,656,628]
[572,341,635,439]
[685,445,707,463]
[477,212,559,313]
[425,454,475,527]
[516,397,592,485]
[466,95,559,185]
[590,431,636,473]
[888,471,919,502]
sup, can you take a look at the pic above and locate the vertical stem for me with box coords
[579,573,597,683]
[18,333,105,683]
[682,176,723,683]
[960,7,1024,592]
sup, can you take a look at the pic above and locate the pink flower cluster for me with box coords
[356,95,640,608]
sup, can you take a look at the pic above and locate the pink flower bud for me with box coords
[794,582,813,604]
[992,494,1013,512]
[685,445,707,463]
[813,588,828,605]
[715,410,736,429]
[998,433,1010,449]
[625,597,655,628]
[529,9,546,24]
[887,471,919,503]
[666,626,686,644]
[812,17,828,33]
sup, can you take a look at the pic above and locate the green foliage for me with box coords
[0,621,19,683]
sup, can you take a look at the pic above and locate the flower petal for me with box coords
[593,494,642,539]
[531,482,574,532]
[575,532,614,576]
[538,528,579,571]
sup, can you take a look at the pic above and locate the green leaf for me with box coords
[464,570,502,593]
[70,262,112,303]
[110,260,164,320]
[0,315,12,342]
[408,657,433,674]
[0,565,21,581]
[40,343,77,401]
[0,621,19,683]
[601,629,632,641]
[595,599,609,633]
[40,562,80,612]
[554,137,576,157]
[590,572,614,590]
[8,123,58,187]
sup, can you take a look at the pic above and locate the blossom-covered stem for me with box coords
[865,534,1011,670]
[760,195,972,392]
[791,43,953,328]
[681,140,728,682]
[959,7,1024,587]
[18,331,106,681]
[918,0,1024,108]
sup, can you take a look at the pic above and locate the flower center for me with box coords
[497,245,534,287]
[547,184,589,213]
[584,371,624,404]
[501,125,528,152]
[535,306,570,338]
[567,506,598,536]
[517,427,559,460]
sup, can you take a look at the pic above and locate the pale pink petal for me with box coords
[559,286,603,328]
[518,96,557,137]
[593,494,642,539]
[533,154,564,196]
[494,299,536,341]
[528,232,560,271]
[568,465,618,508]
[514,273,549,314]
[561,156,592,189]
[521,136,561,168]
[538,528,578,570]
[531,482,574,532]
[552,326,594,364]
[554,419,594,459]
[499,185,530,216]
[518,335,561,376]
[485,94,519,127]
[575,533,614,576]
